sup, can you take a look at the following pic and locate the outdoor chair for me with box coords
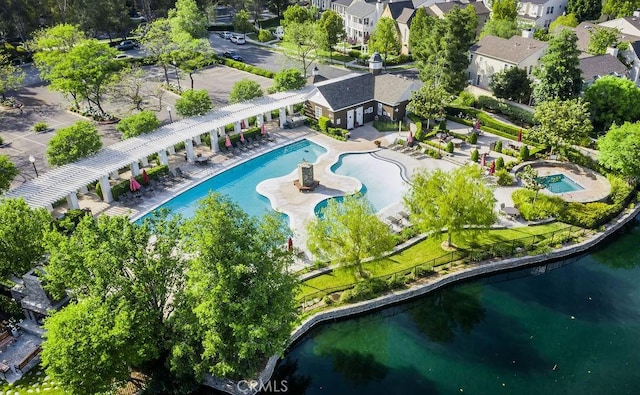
[240,140,253,150]
[150,179,164,190]
[117,194,132,205]
[247,137,260,148]
[236,142,250,152]
[166,171,180,183]
[408,145,423,156]
[175,167,190,179]
[256,135,269,145]
[126,190,142,200]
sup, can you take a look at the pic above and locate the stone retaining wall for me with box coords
[205,204,640,394]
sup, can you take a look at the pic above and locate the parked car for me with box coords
[219,31,232,39]
[114,54,130,60]
[223,51,243,62]
[233,35,246,45]
[116,40,139,51]
[274,26,284,40]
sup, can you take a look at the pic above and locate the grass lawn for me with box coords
[1,365,64,394]
[298,222,573,300]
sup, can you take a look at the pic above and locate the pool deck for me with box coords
[68,123,589,270]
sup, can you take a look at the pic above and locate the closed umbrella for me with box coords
[240,131,245,143]
[475,119,481,131]
[241,119,246,129]
[142,169,150,184]
[480,153,486,167]
[225,134,232,148]
[408,130,414,146]
[261,124,266,135]
[489,161,496,175]
[129,176,141,192]
[517,129,522,142]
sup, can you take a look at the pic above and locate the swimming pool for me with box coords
[138,139,326,221]
[537,174,584,194]
[315,152,407,215]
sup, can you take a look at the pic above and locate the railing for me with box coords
[299,225,587,307]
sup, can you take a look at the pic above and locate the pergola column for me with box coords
[256,114,264,127]
[99,176,113,203]
[193,134,202,145]
[110,170,119,180]
[234,121,241,134]
[141,157,149,167]
[45,204,54,213]
[287,104,294,115]
[167,145,176,155]
[210,129,219,153]
[279,107,287,128]
[158,150,169,166]
[131,161,140,176]
[185,138,196,162]
[265,111,272,122]
[78,186,88,194]
[66,192,80,209]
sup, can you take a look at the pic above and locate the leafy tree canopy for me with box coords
[282,4,315,27]
[0,155,19,193]
[169,0,208,38]
[283,16,319,75]
[408,84,452,129]
[567,0,602,22]
[489,66,532,103]
[0,198,52,277]
[404,165,497,247]
[602,0,640,18]
[549,13,579,31]
[306,194,395,278]
[408,8,434,53]
[318,9,346,58]
[116,110,161,139]
[46,121,102,166]
[491,0,518,20]
[233,9,254,37]
[530,98,592,152]
[584,75,640,131]
[597,122,640,181]
[0,52,25,100]
[368,17,401,66]
[175,88,212,117]
[587,26,620,55]
[533,29,582,103]
[481,18,520,38]
[268,68,306,93]
[229,78,264,104]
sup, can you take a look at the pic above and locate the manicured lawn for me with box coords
[298,222,573,300]
[0,365,64,394]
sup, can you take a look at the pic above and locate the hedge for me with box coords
[217,126,261,150]
[95,164,169,200]
[222,58,275,78]
[475,95,535,127]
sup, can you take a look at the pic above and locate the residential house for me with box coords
[380,1,415,54]
[311,0,332,11]
[305,53,421,128]
[482,0,567,28]
[468,33,547,89]
[339,0,386,43]
[427,0,490,34]
[578,53,629,86]
[599,13,640,84]
[331,0,355,17]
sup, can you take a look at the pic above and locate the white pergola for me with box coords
[5,87,314,210]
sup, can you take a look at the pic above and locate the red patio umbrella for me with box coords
[474,119,481,131]
[480,153,486,167]
[129,176,141,192]
[261,124,266,135]
[142,169,150,184]
[225,134,232,148]
[241,119,246,129]
[408,130,414,145]
[517,129,522,142]
[489,161,496,175]
[240,131,245,143]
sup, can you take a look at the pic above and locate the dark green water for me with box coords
[269,220,640,394]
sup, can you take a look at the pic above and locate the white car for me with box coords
[231,35,246,45]
[220,31,232,39]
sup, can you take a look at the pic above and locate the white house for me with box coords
[341,0,386,43]
[468,32,547,89]
[311,0,332,11]
[483,0,567,28]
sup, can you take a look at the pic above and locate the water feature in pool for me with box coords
[538,173,584,194]
[138,139,326,221]
[314,152,407,215]
[268,219,640,395]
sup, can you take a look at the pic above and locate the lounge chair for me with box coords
[117,194,132,205]
[175,167,190,179]
[263,132,275,142]
[247,137,260,148]
[150,179,164,190]
[240,140,253,150]
[408,145,422,156]
[235,142,248,152]
[126,190,142,200]
[256,135,269,145]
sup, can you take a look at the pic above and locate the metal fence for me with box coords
[299,225,588,307]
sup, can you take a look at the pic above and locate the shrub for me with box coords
[561,202,614,229]
[519,145,530,160]
[512,189,565,221]
[414,122,425,141]
[116,110,160,139]
[608,175,634,205]
[446,141,454,153]
[495,169,514,186]
[453,91,476,107]
[495,140,503,153]
[495,156,505,170]
[468,132,478,144]
[258,29,273,42]
[505,160,519,170]
[95,165,168,199]
[318,116,331,133]
[34,122,48,133]
[471,149,479,162]
[327,127,349,140]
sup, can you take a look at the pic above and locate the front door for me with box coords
[377,103,383,116]
[347,109,354,129]
[356,107,363,126]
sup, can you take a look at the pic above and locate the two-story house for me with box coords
[482,0,567,28]
[427,0,490,34]
[342,0,386,43]
[468,32,547,89]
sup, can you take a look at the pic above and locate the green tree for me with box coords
[602,0,638,18]
[172,193,298,378]
[172,34,215,90]
[407,84,451,129]
[0,198,52,277]
[489,67,533,103]
[116,110,161,139]
[533,29,582,103]
[43,212,189,392]
[265,0,289,17]
[282,4,314,27]
[46,121,102,166]
[229,78,264,103]
[0,155,18,193]
[318,10,346,62]
[567,0,602,22]
[233,9,254,38]
[584,75,640,131]
[404,165,497,247]
[306,194,395,278]
[491,0,518,19]
[175,88,212,117]
[368,17,400,68]
[549,13,579,31]
[597,122,640,181]
[268,68,306,93]
[481,0,519,39]
[408,8,434,54]
[137,18,186,86]
[284,19,319,76]
[530,98,592,154]
[519,165,546,203]
[0,53,25,100]
[169,0,208,38]
[587,26,620,55]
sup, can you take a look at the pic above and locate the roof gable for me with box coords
[470,35,547,64]
[374,74,422,105]
[385,0,414,19]
[397,8,416,25]
[313,73,375,111]
[346,0,377,18]
[579,54,628,80]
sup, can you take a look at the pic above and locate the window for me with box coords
[470,53,474,61]
[546,7,550,14]
[314,106,322,118]
[364,18,369,25]
[476,74,481,85]
[544,19,551,28]
[336,118,341,125]
[550,6,554,13]
[504,64,508,70]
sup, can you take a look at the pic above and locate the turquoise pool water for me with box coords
[314,153,407,215]
[138,140,326,221]
[537,174,584,194]
[269,219,640,395]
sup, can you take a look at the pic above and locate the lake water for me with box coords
[268,218,640,394]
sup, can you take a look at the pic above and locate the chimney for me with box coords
[634,10,640,18]
[369,52,383,75]
[521,28,534,39]
[606,47,619,57]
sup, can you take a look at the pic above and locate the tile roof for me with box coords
[346,0,378,18]
[333,0,354,6]
[470,35,547,64]
[313,73,375,111]
[374,74,422,105]
[579,54,628,80]
[432,0,490,15]
[386,0,414,19]
[397,7,416,24]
